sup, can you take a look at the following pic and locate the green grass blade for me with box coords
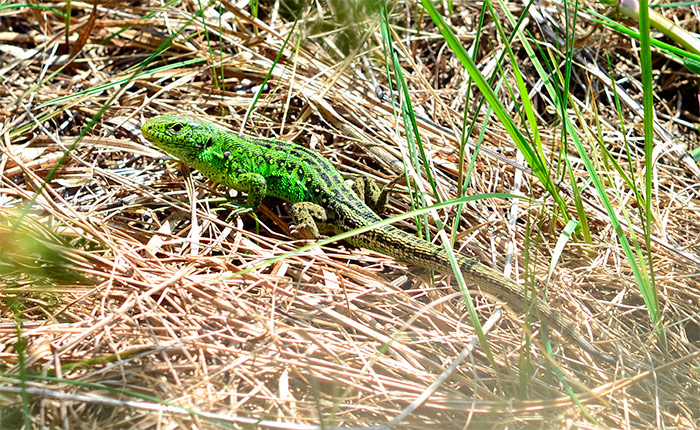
[638,0,663,341]
[420,0,569,218]
[241,8,301,129]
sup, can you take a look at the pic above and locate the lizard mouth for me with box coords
[141,117,176,150]
[141,114,200,151]
[141,124,157,143]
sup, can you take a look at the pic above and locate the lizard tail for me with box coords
[456,256,616,364]
[352,225,616,364]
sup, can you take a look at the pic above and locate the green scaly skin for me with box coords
[142,114,614,364]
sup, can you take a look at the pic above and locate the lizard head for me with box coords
[142,114,218,164]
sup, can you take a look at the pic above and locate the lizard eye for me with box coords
[171,123,183,133]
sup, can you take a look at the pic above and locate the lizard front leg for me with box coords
[289,202,328,239]
[228,172,267,209]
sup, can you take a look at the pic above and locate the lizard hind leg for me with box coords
[289,202,329,239]
[352,177,389,213]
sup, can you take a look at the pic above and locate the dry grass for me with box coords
[1,1,700,428]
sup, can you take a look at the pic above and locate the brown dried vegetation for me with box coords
[1,1,699,428]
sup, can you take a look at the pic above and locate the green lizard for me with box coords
[142,114,614,364]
